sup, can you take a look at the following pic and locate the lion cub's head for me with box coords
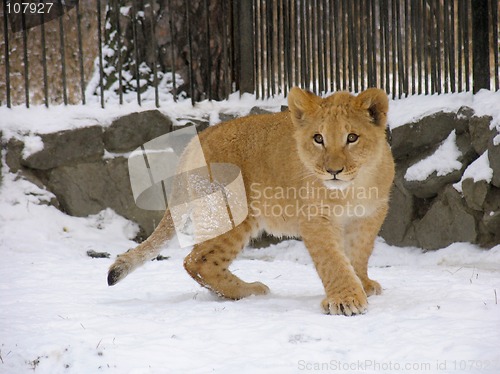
[288,87,389,190]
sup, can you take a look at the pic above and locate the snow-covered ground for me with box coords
[0,165,499,374]
[1,90,500,373]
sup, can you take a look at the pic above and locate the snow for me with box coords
[21,135,44,159]
[1,162,500,373]
[454,151,494,193]
[405,130,462,182]
[1,90,500,373]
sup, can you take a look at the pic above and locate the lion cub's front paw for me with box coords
[362,279,382,297]
[321,287,368,316]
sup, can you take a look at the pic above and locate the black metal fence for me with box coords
[1,0,499,108]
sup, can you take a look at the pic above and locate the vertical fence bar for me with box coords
[221,0,229,98]
[131,0,141,105]
[21,11,29,108]
[204,0,212,100]
[185,1,195,104]
[166,0,177,101]
[371,0,377,88]
[341,0,347,90]
[423,0,429,94]
[2,0,11,108]
[410,0,416,94]
[76,1,86,104]
[428,0,436,94]
[391,0,397,98]
[39,1,49,107]
[260,0,266,96]
[464,0,470,91]
[457,0,463,92]
[491,0,499,91]
[334,0,341,91]
[350,0,358,93]
[148,1,159,107]
[404,0,410,95]
[365,0,372,88]
[267,0,274,96]
[58,0,68,105]
[384,0,390,93]
[472,0,490,92]
[443,0,450,92]
[113,0,123,104]
[97,0,105,108]
[239,0,255,95]
[277,0,282,94]
[358,0,365,91]
[283,0,290,95]
[449,0,456,92]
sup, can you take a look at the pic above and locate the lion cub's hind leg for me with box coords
[184,218,269,300]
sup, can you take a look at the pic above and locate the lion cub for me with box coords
[108,87,395,316]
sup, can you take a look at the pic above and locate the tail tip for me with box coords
[107,267,123,286]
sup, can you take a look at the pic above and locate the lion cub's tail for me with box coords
[107,210,175,286]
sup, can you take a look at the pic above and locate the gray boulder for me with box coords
[5,138,24,172]
[390,110,471,160]
[22,126,104,170]
[380,172,418,247]
[462,178,490,211]
[469,115,494,154]
[104,110,173,153]
[414,186,477,250]
[488,137,500,188]
[44,157,164,238]
[403,131,477,199]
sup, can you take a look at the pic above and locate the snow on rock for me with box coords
[20,134,44,159]
[405,130,462,182]
[454,151,494,193]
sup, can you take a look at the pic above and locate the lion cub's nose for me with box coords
[326,167,344,177]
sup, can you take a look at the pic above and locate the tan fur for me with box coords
[108,87,395,316]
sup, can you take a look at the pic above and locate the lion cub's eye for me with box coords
[347,133,359,143]
[313,134,324,145]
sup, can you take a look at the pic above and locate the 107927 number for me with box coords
[6,2,54,14]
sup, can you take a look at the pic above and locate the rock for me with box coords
[488,137,500,188]
[0,132,3,186]
[249,106,273,116]
[218,113,238,123]
[21,126,104,170]
[380,172,418,247]
[391,111,462,160]
[175,118,209,133]
[104,110,173,153]
[455,106,474,134]
[483,211,500,237]
[469,115,493,154]
[403,131,477,199]
[5,137,24,172]
[462,178,490,211]
[414,186,477,250]
[44,157,164,237]
[405,169,463,199]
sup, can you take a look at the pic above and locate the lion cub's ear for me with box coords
[355,88,389,127]
[288,87,321,124]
